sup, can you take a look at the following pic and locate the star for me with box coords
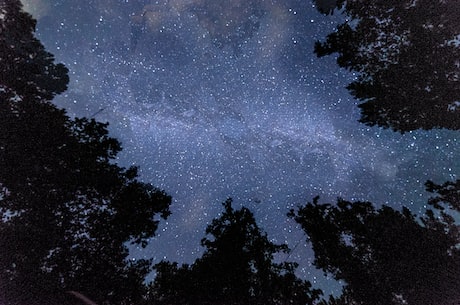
[30,0,460,295]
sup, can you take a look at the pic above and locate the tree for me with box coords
[0,0,68,101]
[313,0,460,132]
[0,1,171,304]
[289,197,460,305]
[150,199,322,305]
[309,2,460,303]
[426,179,460,211]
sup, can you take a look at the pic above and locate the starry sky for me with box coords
[23,0,459,294]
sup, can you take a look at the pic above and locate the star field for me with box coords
[25,0,460,294]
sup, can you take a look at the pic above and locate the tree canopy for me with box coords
[0,1,171,304]
[289,197,460,305]
[310,2,460,302]
[0,0,69,101]
[313,0,460,132]
[150,199,322,305]
[426,179,460,211]
[3,1,460,304]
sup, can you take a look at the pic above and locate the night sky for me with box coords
[23,0,459,294]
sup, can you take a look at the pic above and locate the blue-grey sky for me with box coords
[24,0,459,295]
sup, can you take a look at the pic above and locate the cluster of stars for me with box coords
[28,0,460,295]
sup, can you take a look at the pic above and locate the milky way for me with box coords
[27,0,460,294]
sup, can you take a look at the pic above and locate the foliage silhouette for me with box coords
[312,2,460,302]
[150,199,322,305]
[313,0,460,132]
[426,179,460,212]
[289,197,460,305]
[0,1,171,304]
[0,0,68,101]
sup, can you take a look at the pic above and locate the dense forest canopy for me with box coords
[0,0,68,101]
[150,199,322,305]
[314,0,460,132]
[0,0,459,304]
[0,1,171,304]
[289,196,460,305]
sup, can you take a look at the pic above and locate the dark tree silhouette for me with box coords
[0,1,171,304]
[426,179,460,212]
[313,0,460,132]
[309,1,460,303]
[289,197,460,305]
[150,199,322,305]
[0,0,69,101]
